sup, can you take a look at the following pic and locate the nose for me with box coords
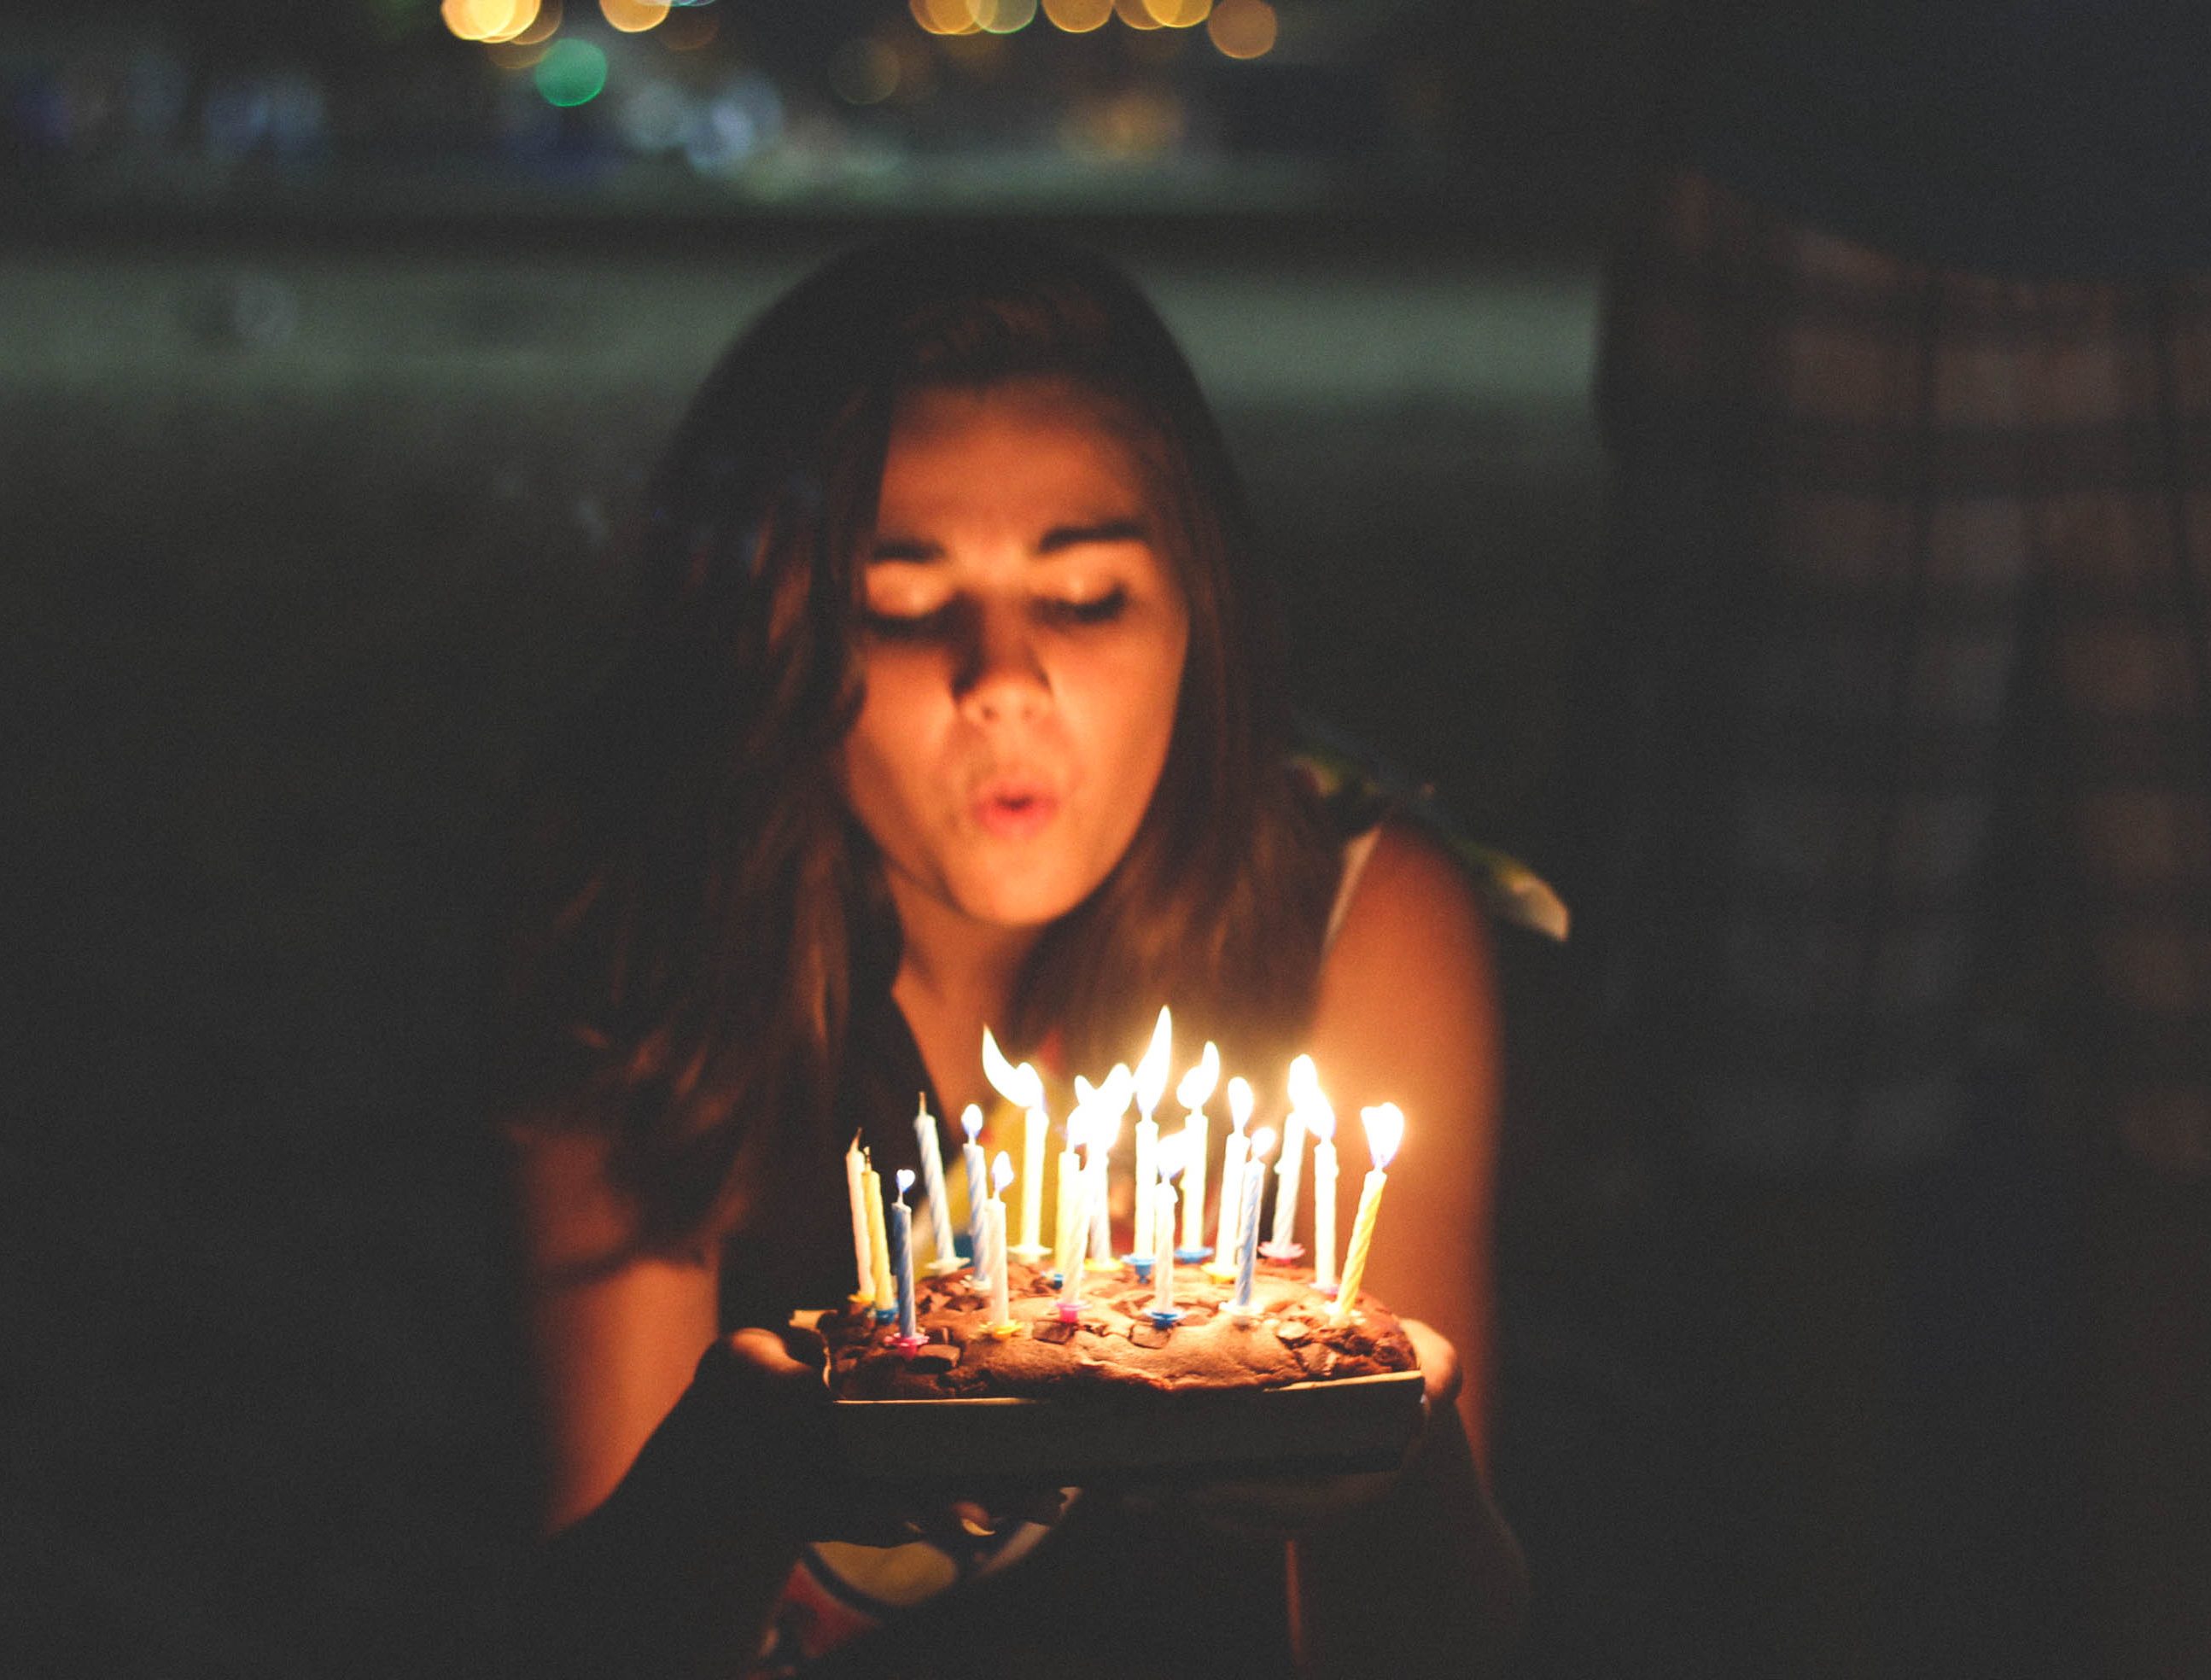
[954,603,1051,725]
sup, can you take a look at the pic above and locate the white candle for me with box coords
[960,1104,989,1269]
[843,1132,873,1301]
[1086,1069,1129,1266]
[1310,1101,1339,1291]
[1053,1111,1086,1278]
[1330,1105,1404,1325]
[1269,1054,1319,1257]
[913,1094,960,1275]
[1176,1041,1219,1252]
[1059,1159,1094,1313]
[1232,1128,1275,1321]
[1208,1077,1254,1280]
[890,1170,919,1339]
[1131,1115,1158,1257]
[1150,1136,1186,1314]
[989,1152,1014,1327]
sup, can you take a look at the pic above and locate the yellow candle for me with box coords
[863,1163,894,1318]
[843,1132,873,1302]
[1329,1105,1403,1325]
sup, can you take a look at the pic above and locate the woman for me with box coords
[493,230,1520,1677]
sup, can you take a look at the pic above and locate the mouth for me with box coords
[971,779,1061,839]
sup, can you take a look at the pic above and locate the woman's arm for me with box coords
[1305,820,1504,1459]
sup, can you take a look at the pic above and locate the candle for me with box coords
[1129,1008,1171,1258]
[1058,1157,1094,1318]
[1053,1111,1086,1280]
[1176,1040,1219,1257]
[1310,1097,1339,1291]
[1208,1077,1254,1280]
[843,1132,874,1304]
[1231,1127,1276,1321]
[1087,1090,1124,1268]
[1265,1055,1316,1259]
[863,1161,894,1322]
[988,1151,1015,1329]
[890,1169,919,1342]
[1150,1135,1187,1319]
[983,1027,1052,1261]
[1131,1113,1158,1259]
[960,1103,989,1269]
[1330,1104,1404,1325]
[912,1094,960,1276]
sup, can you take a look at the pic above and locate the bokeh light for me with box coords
[509,0,562,44]
[1142,0,1210,26]
[910,0,981,35]
[599,0,670,34]
[1042,0,1111,31]
[660,5,717,50]
[441,0,527,43]
[976,0,1038,32]
[485,37,551,68]
[1205,0,1274,57]
[534,38,609,105]
[1112,0,1163,30]
[828,37,901,105]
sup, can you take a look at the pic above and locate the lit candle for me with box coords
[912,1094,960,1276]
[1330,1104,1404,1325]
[1231,1127,1276,1321]
[988,1151,1015,1329]
[890,1168,919,1343]
[1176,1041,1219,1257]
[863,1159,894,1322]
[1208,1077,1254,1280]
[983,1026,1051,1262]
[843,1132,873,1304]
[1087,1094,1123,1269]
[1310,1094,1339,1291]
[1131,1007,1173,1260]
[1150,1135,1187,1320]
[1053,1110,1087,1280]
[1265,1055,1316,1259]
[960,1104,989,1269]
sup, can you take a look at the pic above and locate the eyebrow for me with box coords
[867,516,1152,563]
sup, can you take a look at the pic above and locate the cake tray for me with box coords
[825,1367,1426,1485]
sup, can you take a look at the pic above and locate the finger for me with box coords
[1397,1318,1462,1409]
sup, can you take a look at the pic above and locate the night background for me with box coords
[4,2,1903,1674]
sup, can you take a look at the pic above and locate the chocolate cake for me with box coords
[820,1258,1416,1401]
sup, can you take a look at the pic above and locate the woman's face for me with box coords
[840,378,1191,941]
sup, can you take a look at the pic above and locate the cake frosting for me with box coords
[821,1258,1416,1402]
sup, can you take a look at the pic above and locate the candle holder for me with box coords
[1227,1304,1260,1327]
[988,1321,1022,1340]
[848,1292,877,1313]
[872,1306,897,1325]
[1175,1245,1213,1264]
[891,1333,927,1357]
[1124,1254,1154,1283]
[1047,1269,1065,1289]
[1258,1240,1304,1263]
[1055,1302,1083,1326]
[1083,1256,1119,1275]
[1009,1243,1049,1264]
[925,1257,964,1277]
[1203,1257,1240,1283]
[1145,1306,1187,1332]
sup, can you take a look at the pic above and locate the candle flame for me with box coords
[1155,1131,1188,1182]
[1227,1076,1254,1132]
[1287,1053,1321,1109]
[1361,1103,1404,1170]
[895,1167,915,1198]
[1092,1106,1123,1153]
[961,1103,984,1142]
[981,1025,1045,1111]
[1099,1061,1135,1121]
[1072,1073,1097,1110]
[1305,1098,1337,1144]
[992,1150,1013,1194]
[1065,1109,1090,1150]
[1175,1040,1220,1111]
[1250,1125,1277,1164]
[1134,1005,1173,1116]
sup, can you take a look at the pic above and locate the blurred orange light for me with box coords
[977,0,1037,32]
[1043,0,1111,30]
[442,0,524,42]
[484,0,542,42]
[1113,0,1162,28]
[487,36,552,67]
[1206,0,1274,57]
[600,0,670,33]
[911,0,981,34]
[1142,0,1209,25]
[510,0,562,44]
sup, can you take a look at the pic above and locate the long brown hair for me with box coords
[491,230,1337,1257]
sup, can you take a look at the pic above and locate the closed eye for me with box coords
[1035,587,1128,627]
[860,604,955,641]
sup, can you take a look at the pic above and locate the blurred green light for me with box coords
[535,38,609,106]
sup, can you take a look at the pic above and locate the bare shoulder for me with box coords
[1321,820,1496,1007]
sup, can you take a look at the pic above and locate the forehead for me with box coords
[874,379,1160,527]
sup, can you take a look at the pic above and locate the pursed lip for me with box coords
[971,776,1062,838]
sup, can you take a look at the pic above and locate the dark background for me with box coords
[7,3,1689,1674]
